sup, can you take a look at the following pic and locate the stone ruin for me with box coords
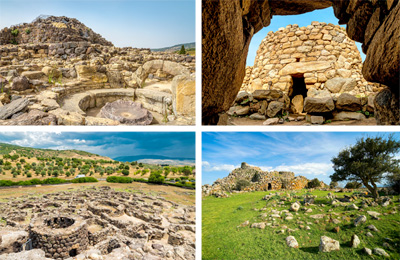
[0,186,195,260]
[227,22,386,125]
[202,162,309,197]
[29,215,89,259]
[202,0,399,125]
[0,15,195,125]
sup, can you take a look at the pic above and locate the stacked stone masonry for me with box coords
[226,22,387,123]
[241,22,382,97]
[203,162,309,197]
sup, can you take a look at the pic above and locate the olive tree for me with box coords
[331,135,400,199]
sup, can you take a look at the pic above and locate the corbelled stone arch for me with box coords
[202,0,399,125]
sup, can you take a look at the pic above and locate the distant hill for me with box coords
[151,42,195,53]
[0,142,109,160]
[113,155,195,162]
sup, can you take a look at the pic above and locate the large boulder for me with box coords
[252,89,283,100]
[285,236,299,248]
[106,70,125,88]
[319,236,340,252]
[291,95,304,114]
[336,93,362,111]
[11,76,30,91]
[374,88,400,125]
[0,230,28,254]
[266,101,284,118]
[227,106,250,116]
[0,109,57,125]
[171,74,195,117]
[20,71,44,80]
[0,98,29,120]
[333,111,366,121]
[304,97,335,113]
[325,78,357,93]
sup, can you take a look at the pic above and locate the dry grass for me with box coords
[0,181,195,206]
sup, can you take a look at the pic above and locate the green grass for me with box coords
[202,190,400,260]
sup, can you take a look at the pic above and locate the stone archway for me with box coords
[202,0,399,125]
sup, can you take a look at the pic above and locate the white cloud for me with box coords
[71,139,86,144]
[273,163,333,176]
[202,161,237,172]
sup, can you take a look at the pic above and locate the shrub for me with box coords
[307,178,321,189]
[25,28,31,34]
[11,29,19,37]
[71,177,98,183]
[236,179,250,191]
[148,171,165,184]
[42,178,68,184]
[345,181,362,189]
[122,169,130,176]
[106,176,133,183]
[329,181,339,188]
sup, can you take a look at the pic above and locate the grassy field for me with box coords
[0,181,195,206]
[202,190,400,260]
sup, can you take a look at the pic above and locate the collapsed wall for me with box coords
[202,162,308,197]
[0,15,112,46]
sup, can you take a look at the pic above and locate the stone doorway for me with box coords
[268,183,272,190]
[290,75,307,99]
[289,74,307,114]
[69,249,77,257]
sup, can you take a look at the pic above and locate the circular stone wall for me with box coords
[29,215,88,260]
[242,21,382,97]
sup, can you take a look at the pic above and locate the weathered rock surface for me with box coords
[354,215,367,226]
[0,98,29,120]
[304,97,334,113]
[336,93,361,111]
[319,236,340,252]
[285,236,299,248]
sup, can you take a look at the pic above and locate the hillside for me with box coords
[114,155,195,162]
[0,143,108,160]
[0,143,195,181]
[151,42,195,52]
[0,15,113,46]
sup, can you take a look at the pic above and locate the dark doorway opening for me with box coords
[69,249,77,257]
[268,183,272,190]
[290,74,307,99]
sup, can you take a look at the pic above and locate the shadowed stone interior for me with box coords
[99,100,153,125]
[45,217,75,229]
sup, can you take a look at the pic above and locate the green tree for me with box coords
[329,181,339,189]
[179,45,186,55]
[122,169,129,176]
[236,179,250,191]
[345,181,362,189]
[307,178,321,188]
[148,171,165,184]
[331,135,400,199]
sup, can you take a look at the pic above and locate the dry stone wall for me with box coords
[202,162,309,197]
[241,22,382,97]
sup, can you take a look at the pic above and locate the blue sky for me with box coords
[0,0,195,48]
[202,132,400,186]
[0,132,195,159]
[247,7,366,66]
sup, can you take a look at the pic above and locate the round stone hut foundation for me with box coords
[29,215,88,260]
